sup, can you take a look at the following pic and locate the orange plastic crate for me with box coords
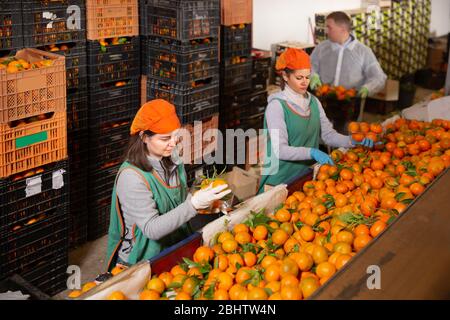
[86,0,139,40]
[0,48,66,124]
[221,0,253,26]
[180,114,219,163]
[0,111,67,178]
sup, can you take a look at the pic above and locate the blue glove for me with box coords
[352,137,374,148]
[310,148,334,165]
[358,86,369,98]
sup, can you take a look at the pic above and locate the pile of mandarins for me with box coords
[70,118,450,300]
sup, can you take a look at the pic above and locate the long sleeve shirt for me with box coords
[115,156,197,263]
[265,87,353,161]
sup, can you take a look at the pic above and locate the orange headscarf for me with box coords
[275,48,311,71]
[130,99,181,135]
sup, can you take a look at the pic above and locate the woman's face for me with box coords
[283,69,311,95]
[143,130,179,158]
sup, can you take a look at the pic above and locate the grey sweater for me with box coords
[115,156,197,263]
[265,88,353,161]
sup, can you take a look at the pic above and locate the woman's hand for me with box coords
[351,137,374,148]
[310,148,334,165]
[190,184,231,210]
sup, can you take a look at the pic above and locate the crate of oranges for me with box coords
[0,48,66,124]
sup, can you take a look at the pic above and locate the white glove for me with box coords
[190,184,232,210]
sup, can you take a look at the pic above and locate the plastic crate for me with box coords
[88,126,129,168]
[142,35,219,55]
[0,208,69,276]
[179,114,218,164]
[141,0,220,40]
[86,0,139,41]
[252,56,271,72]
[220,60,252,94]
[140,74,147,106]
[21,249,68,296]
[220,24,252,61]
[69,212,88,249]
[87,37,140,84]
[22,0,86,47]
[87,202,110,241]
[0,110,68,178]
[0,159,68,237]
[0,2,23,51]
[88,162,120,201]
[221,0,252,26]
[67,96,88,132]
[0,48,66,124]
[36,41,88,92]
[88,80,139,126]
[144,43,219,83]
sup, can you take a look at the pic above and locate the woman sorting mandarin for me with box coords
[106,99,230,271]
[258,48,374,193]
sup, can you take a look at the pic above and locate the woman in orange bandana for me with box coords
[106,99,230,270]
[258,48,369,193]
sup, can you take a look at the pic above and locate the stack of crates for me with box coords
[0,1,23,56]
[314,0,431,80]
[21,0,88,248]
[140,0,221,184]
[0,47,69,296]
[86,0,140,240]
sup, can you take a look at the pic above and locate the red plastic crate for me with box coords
[86,0,139,40]
[0,111,68,178]
[0,48,66,124]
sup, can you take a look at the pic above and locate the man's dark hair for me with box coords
[326,11,352,31]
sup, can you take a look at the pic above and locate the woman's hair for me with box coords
[280,68,295,90]
[124,130,177,173]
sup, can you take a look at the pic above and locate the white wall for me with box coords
[253,0,450,51]
[430,0,450,37]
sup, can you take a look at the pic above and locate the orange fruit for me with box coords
[107,291,127,300]
[227,253,244,268]
[336,230,354,245]
[348,122,360,134]
[235,231,252,245]
[353,234,373,251]
[187,267,203,278]
[68,290,82,298]
[139,289,160,300]
[261,255,278,269]
[370,220,387,238]
[340,168,354,180]
[193,246,214,263]
[280,257,299,278]
[243,251,257,267]
[280,285,302,300]
[81,282,97,293]
[409,182,425,196]
[222,239,238,253]
[147,277,166,294]
[158,272,174,288]
[175,292,192,300]
[217,272,233,291]
[292,252,314,271]
[111,265,126,276]
[299,225,315,242]
[335,254,352,270]
[312,245,329,264]
[304,213,319,226]
[300,277,320,299]
[333,242,352,255]
[253,225,268,240]
[213,289,229,300]
[316,261,336,279]
[235,267,252,284]
[214,255,229,271]
[170,264,187,276]
[280,274,299,287]
[272,228,289,245]
[233,223,249,234]
[275,208,291,222]
[218,231,234,244]
[247,287,268,300]
[229,284,246,300]
[264,264,281,282]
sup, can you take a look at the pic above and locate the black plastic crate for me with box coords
[220,60,253,94]
[0,274,51,300]
[69,212,87,249]
[142,35,218,55]
[22,0,86,47]
[252,56,271,72]
[22,250,68,296]
[87,37,140,81]
[140,0,220,40]
[88,164,120,202]
[0,209,69,277]
[144,42,219,83]
[0,160,69,236]
[67,96,88,132]
[220,24,252,60]
[0,2,24,51]
[147,76,219,106]
[87,202,110,241]
[88,79,140,126]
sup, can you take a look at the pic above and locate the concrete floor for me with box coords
[52,85,434,300]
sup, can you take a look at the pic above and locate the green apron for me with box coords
[106,161,193,271]
[258,96,321,194]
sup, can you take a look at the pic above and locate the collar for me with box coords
[283,85,311,109]
[330,34,357,51]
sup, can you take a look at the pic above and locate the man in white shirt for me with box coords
[310,11,387,98]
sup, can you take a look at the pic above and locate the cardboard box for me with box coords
[369,79,399,101]
[225,166,259,201]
